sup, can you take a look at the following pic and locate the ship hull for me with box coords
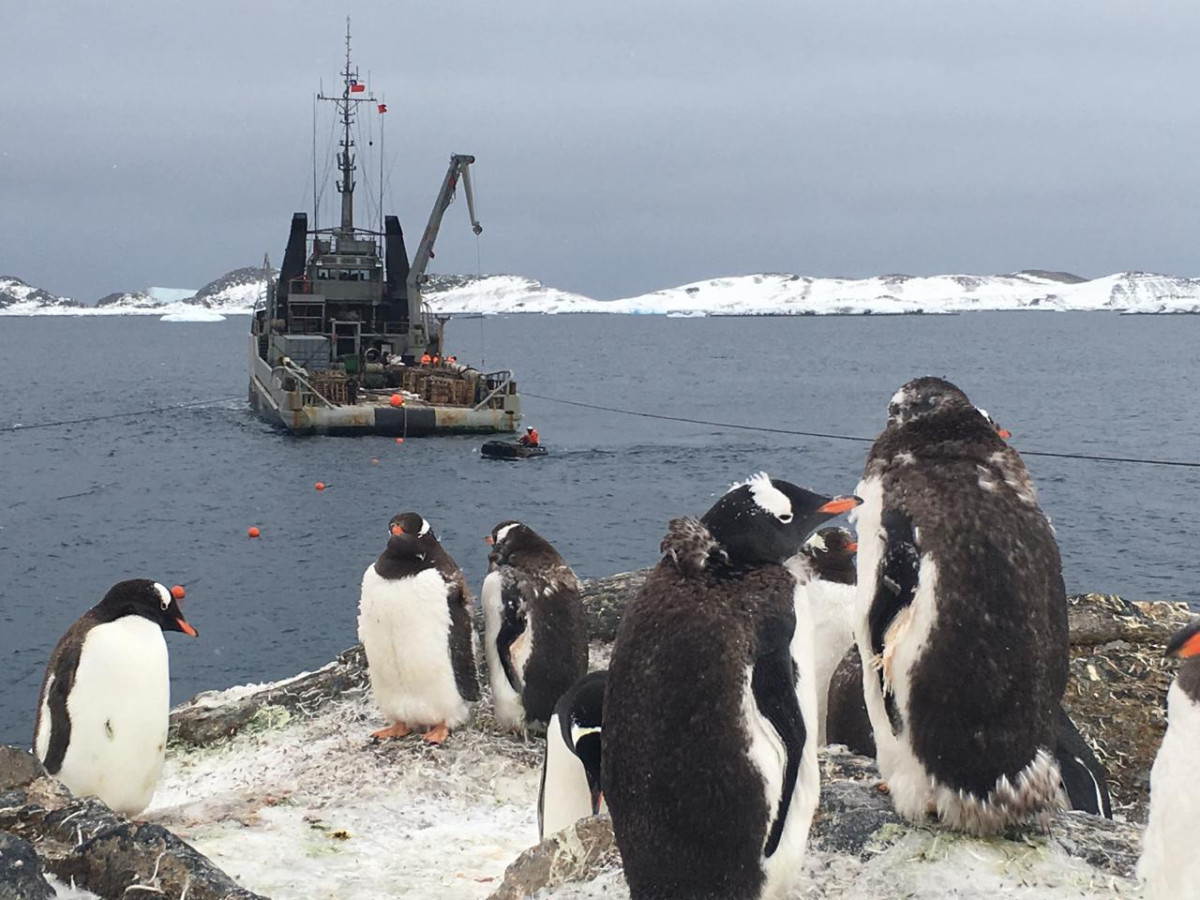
[248,345,518,437]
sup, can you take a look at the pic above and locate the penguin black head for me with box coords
[388,512,432,541]
[700,473,861,568]
[559,671,606,814]
[1166,621,1200,702]
[976,408,1013,440]
[98,579,198,637]
[886,376,979,427]
[801,526,858,585]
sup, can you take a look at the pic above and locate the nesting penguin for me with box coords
[358,512,480,743]
[853,376,1069,834]
[791,526,858,745]
[604,474,859,900]
[539,669,606,840]
[1138,621,1200,898]
[34,579,197,816]
[481,521,588,733]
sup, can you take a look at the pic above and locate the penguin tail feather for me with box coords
[934,748,1066,836]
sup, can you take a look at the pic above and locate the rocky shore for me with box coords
[1,577,1191,899]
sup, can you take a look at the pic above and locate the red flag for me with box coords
[350,82,365,93]
[377,103,388,114]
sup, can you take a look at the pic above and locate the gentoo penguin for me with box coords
[792,526,857,745]
[604,474,860,900]
[853,376,1069,834]
[33,579,197,816]
[825,647,1112,818]
[481,521,588,733]
[1139,621,1200,898]
[358,512,480,743]
[539,669,606,840]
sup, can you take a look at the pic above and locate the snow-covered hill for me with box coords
[5,269,1200,317]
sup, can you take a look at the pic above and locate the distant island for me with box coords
[4,268,1200,317]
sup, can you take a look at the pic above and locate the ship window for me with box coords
[316,269,329,280]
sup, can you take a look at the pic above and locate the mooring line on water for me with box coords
[0,396,243,434]
[523,391,1200,470]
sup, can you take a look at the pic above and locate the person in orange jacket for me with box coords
[518,426,539,447]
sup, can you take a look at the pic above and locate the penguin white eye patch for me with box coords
[154,583,172,611]
[494,523,519,544]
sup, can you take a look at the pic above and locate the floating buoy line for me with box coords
[2,391,1198,471]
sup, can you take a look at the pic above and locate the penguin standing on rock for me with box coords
[791,526,858,745]
[1139,621,1200,898]
[604,474,859,900]
[539,669,606,840]
[34,579,197,816]
[853,376,1069,835]
[481,521,588,733]
[358,512,480,744]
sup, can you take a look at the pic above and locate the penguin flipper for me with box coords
[446,577,481,702]
[37,631,84,773]
[750,605,805,858]
[496,575,528,693]
[1053,704,1113,818]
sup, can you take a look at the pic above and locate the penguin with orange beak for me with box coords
[34,579,197,816]
[358,512,480,744]
[1139,621,1200,898]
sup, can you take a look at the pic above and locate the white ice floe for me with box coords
[160,309,226,323]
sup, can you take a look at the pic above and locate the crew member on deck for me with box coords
[518,426,539,448]
[421,352,433,366]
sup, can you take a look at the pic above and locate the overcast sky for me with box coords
[3,1,1198,302]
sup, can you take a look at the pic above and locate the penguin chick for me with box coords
[854,377,1069,835]
[539,670,606,840]
[604,474,859,900]
[34,579,197,816]
[1139,621,1200,898]
[358,513,480,744]
[482,520,588,733]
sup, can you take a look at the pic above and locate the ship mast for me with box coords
[316,18,372,239]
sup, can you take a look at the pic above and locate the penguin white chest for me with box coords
[539,712,604,839]
[52,616,170,816]
[1139,682,1200,898]
[358,565,471,729]
[481,570,533,731]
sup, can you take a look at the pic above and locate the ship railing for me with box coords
[273,360,337,409]
[473,369,516,410]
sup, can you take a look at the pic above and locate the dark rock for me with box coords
[0,832,54,900]
[488,815,618,900]
[0,747,44,791]
[0,779,266,900]
[579,569,647,642]
[810,749,903,858]
[170,644,369,747]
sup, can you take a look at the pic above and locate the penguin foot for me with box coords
[421,722,450,744]
[371,721,412,741]
[877,781,890,795]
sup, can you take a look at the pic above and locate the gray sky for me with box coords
[3,1,1198,302]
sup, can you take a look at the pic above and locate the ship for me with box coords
[248,25,520,436]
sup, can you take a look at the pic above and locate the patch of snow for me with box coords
[148,287,198,304]
[160,309,226,323]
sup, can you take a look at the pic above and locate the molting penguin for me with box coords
[791,526,857,745]
[604,474,859,900]
[539,669,606,840]
[34,579,197,816]
[853,376,1069,834]
[358,512,480,744]
[481,521,588,733]
[1139,622,1200,898]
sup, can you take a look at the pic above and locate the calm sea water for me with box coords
[1,312,1198,744]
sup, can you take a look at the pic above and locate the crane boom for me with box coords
[406,153,482,353]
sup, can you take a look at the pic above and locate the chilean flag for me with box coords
[350,79,365,93]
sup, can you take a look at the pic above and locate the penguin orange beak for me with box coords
[176,617,199,638]
[846,541,858,553]
[485,535,495,545]
[1166,623,1200,659]
[819,496,862,515]
[997,427,1013,439]
[390,524,404,536]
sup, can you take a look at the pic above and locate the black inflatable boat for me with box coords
[481,440,548,460]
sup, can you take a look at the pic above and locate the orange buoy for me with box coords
[248,526,261,538]
[395,437,405,444]
[390,394,404,407]
[170,585,186,600]
[315,482,326,491]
